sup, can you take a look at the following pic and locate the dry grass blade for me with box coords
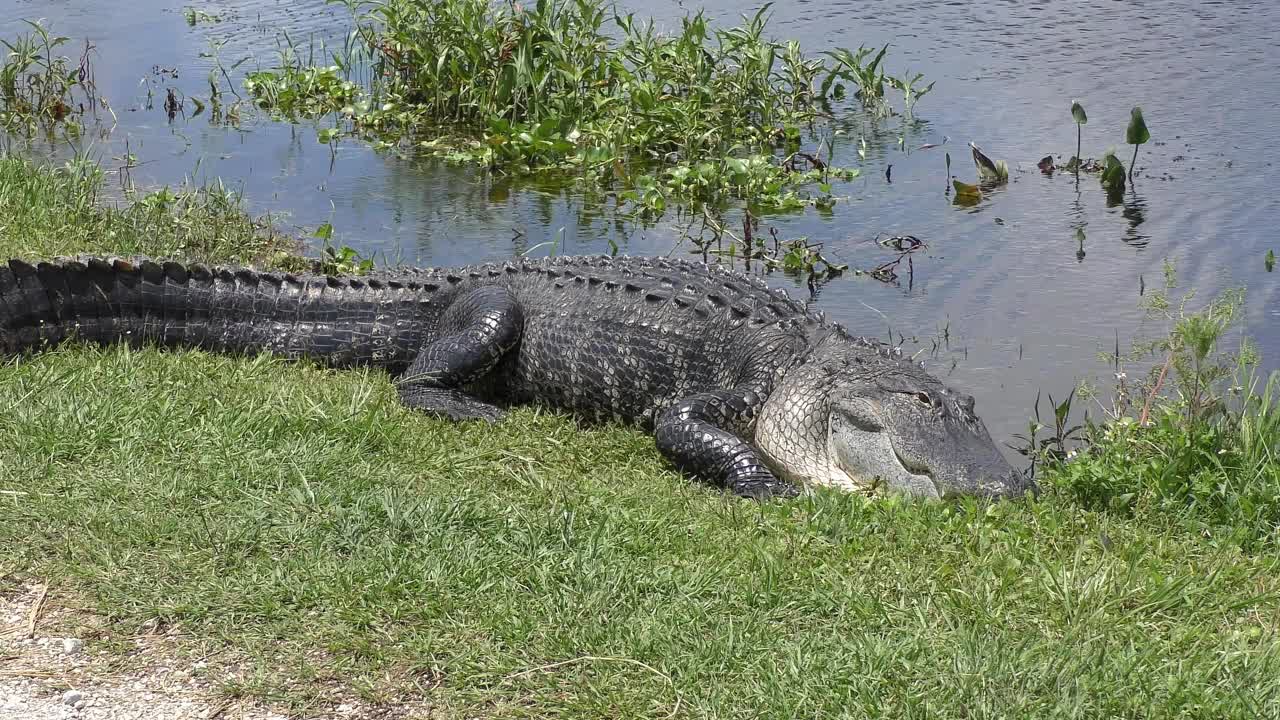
[0,667,62,679]
[204,697,234,719]
[23,583,48,640]
[1139,352,1176,426]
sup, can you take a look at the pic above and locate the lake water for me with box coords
[2,0,1277,446]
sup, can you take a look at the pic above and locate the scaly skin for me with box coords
[0,255,1032,499]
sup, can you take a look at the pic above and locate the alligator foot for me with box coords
[394,285,522,423]
[399,386,506,423]
[729,473,802,500]
[655,388,798,499]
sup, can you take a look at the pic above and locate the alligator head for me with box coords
[755,331,1033,499]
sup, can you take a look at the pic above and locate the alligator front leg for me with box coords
[396,286,523,422]
[654,390,800,499]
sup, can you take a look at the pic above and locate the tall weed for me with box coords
[1045,272,1280,546]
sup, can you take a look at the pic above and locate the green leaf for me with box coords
[1126,106,1150,145]
[952,179,981,205]
[1100,152,1126,198]
[970,142,1007,183]
[1071,100,1087,125]
[1266,249,1275,272]
[314,222,334,241]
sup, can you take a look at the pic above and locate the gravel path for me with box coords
[0,583,409,720]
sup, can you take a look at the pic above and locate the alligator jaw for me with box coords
[828,422,940,499]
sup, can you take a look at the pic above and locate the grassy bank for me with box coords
[2,155,1280,718]
[0,154,296,262]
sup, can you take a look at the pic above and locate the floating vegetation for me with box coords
[1100,150,1127,201]
[952,178,980,206]
[245,64,357,118]
[619,155,859,216]
[249,0,927,216]
[182,7,225,26]
[675,209,846,291]
[947,143,1007,207]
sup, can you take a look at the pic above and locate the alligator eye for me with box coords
[915,392,932,406]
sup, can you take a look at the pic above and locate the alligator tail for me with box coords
[0,257,428,368]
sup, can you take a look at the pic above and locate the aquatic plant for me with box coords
[1126,106,1149,181]
[0,20,100,135]
[887,71,934,117]
[182,7,224,26]
[1100,150,1126,201]
[822,45,891,116]
[244,34,358,118]
[1070,99,1087,176]
[245,65,357,117]
[951,179,980,205]
[969,142,1007,184]
[260,0,926,216]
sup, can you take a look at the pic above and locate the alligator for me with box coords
[0,254,1032,499]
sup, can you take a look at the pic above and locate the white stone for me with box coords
[61,638,85,654]
[62,689,83,706]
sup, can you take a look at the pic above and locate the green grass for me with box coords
[3,346,1280,718]
[0,153,296,262]
[2,154,1280,717]
[1049,374,1280,548]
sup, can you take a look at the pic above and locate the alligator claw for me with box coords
[398,386,505,423]
[437,406,506,423]
[730,474,801,500]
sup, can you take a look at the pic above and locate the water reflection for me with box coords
[1120,191,1149,248]
[1068,195,1087,263]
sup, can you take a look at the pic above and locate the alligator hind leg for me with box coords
[654,390,800,499]
[396,286,523,422]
